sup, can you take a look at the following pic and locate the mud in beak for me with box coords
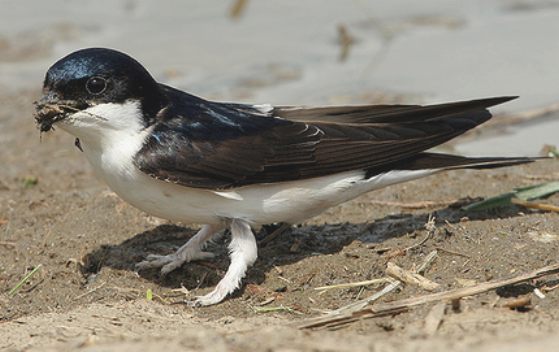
[34,93,88,132]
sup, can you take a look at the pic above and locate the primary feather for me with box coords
[134,93,529,190]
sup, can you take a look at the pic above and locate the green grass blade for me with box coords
[516,181,559,200]
[9,264,42,296]
[463,181,559,212]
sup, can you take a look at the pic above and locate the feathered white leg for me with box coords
[193,218,257,306]
[136,224,222,275]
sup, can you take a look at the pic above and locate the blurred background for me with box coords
[0,0,558,156]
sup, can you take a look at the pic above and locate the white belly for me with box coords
[82,138,434,225]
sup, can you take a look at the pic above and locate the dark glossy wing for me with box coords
[134,87,516,190]
[271,96,516,124]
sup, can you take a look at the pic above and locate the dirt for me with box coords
[1,89,559,351]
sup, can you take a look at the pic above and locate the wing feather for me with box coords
[134,89,518,190]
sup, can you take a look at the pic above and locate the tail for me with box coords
[392,153,543,171]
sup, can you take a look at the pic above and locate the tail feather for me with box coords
[366,152,543,178]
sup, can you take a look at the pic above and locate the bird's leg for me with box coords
[136,224,222,275]
[193,218,257,306]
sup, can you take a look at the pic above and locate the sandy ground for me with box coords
[1,89,559,351]
[2,1,559,351]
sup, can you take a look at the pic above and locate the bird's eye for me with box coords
[85,76,107,95]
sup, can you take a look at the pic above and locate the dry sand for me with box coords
[1,89,558,351]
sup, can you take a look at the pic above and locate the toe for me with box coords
[135,254,175,271]
[135,260,157,271]
[145,254,168,261]
[189,251,215,261]
[193,287,229,306]
[160,259,186,276]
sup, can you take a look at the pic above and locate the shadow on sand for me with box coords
[80,198,529,293]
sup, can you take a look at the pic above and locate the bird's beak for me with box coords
[34,91,66,132]
[36,90,60,106]
[34,91,86,132]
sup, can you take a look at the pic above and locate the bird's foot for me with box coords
[189,275,241,307]
[135,247,215,276]
[187,218,258,306]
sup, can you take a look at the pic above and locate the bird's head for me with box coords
[35,48,163,141]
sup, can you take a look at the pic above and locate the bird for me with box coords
[35,47,536,306]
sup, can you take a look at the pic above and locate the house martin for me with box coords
[35,48,537,306]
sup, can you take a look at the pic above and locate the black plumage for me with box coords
[134,90,530,190]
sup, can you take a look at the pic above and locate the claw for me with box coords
[190,251,215,260]
[135,225,220,275]
[145,253,171,261]
[135,254,179,272]
[185,299,202,308]
[135,221,256,307]
[160,258,186,276]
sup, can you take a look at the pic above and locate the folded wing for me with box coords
[134,92,526,190]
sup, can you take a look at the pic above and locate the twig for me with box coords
[229,0,248,19]
[382,217,437,259]
[168,284,190,296]
[278,276,292,284]
[523,173,559,181]
[501,295,531,310]
[195,272,208,290]
[152,291,170,305]
[311,306,407,330]
[496,103,559,125]
[329,280,401,318]
[368,199,457,209]
[416,250,439,275]
[423,302,446,336]
[0,241,16,248]
[259,223,292,245]
[386,262,440,292]
[9,264,42,296]
[542,283,559,292]
[300,262,559,329]
[337,24,356,62]
[73,282,106,300]
[511,198,559,213]
[449,101,559,144]
[253,304,302,315]
[404,233,431,252]
[314,278,392,292]
[302,251,438,327]
[374,263,559,311]
[257,297,276,306]
[434,246,470,258]
[404,215,436,252]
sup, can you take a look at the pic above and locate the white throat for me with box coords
[58,100,146,150]
[58,99,151,184]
